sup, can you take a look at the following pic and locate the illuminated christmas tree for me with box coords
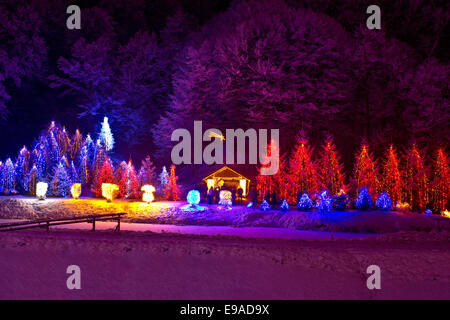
[159,166,169,190]
[99,117,114,151]
[316,191,332,213]
[404,143,428,212]
[57,127,71,156]
[375,192,392,210]
[289,134,318,197]
[332,189,350,210]
[138,155,156,187]
[15,146,31,193]
[27,165,38,196]
[70,129,83,160]
[164,165,180,200]
[430,148,449,212]
[83,134,96,166]
[280,199,289,211]
[115,161,128,183]
[70,161,80,183]
[79,146,90,185]
[119,160,140,199]
[260,200,270,211]
[35,147,47,181]
[317,136,345,196]
[91,157,115,197]
[355,187,373,210]
[297,193,313,211]
[51,163,72,197]
[256,139,278,202]
[1,158,15,193]
[352,143,379,198]
[381,145,403,205]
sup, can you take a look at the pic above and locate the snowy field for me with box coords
[0,196,449,234]
[1,196,449,299]
[0,229,449,299]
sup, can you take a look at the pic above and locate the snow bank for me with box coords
[0,196,449,234]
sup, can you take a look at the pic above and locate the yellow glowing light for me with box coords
[36,182,48,200]
[141,185,156,203]
[337,189,346,196]
[396,202,410,211]
[102,183,119,202]
[442,210,450,218]
[71,183,81,199]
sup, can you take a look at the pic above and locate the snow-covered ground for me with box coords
[1,196,449,299]
[0,229,449,299]
[1,196,449,234]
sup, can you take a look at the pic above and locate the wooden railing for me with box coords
[0,213,127,232]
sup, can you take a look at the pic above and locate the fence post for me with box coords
[46,221,49,232]
[92,217,96,231]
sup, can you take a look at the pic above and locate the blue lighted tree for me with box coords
[15,146,30,193]
[280,199,289,212]
[1,158,16,193]
[355,187,373,210]
[375,192,392,210]
[297,193,313,211]
[260,200,270,211]
[50,163,72,197]
[317,191,333,213]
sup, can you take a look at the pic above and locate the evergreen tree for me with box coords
[317,136,345,196]
[92,157,115,197]
[352,143,379,198]
[70,129,83,160]
[14,146,30,193]
[83,134,96,167]
[99,117,114,151]
[115,161,127,181]
[164,165,180,201]
[27,165,38,196]
[51,163,72,197]
[92,141,106,179]
[159,166,169,190]
[1,158,15,193]
[355,187,373,210]
[404,143,428,212]
[70,161,80,184]
[256,140,278,202]
[430,148,449,212]
[119,160,140,199]
[79,146,90,186]
[138,155,156,187]
[35,147,47,181]
[375,192,392,210]
[381,145,403,205]
[289,134,319,197]
[57,127,71,156]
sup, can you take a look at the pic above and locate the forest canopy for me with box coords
[0,0,448,169]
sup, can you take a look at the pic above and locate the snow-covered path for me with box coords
[0,228,449,300]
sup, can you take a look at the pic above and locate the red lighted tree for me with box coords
[381,145,403,204]
[352,143,379,197]
[256,139,278,202]
[289,135,318,196]
[118,160,140,199]
[403,144,428,212]
[317,136,345,196]
[92,157,115,197]
[430,148,449,212]
[164,165,180,201]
